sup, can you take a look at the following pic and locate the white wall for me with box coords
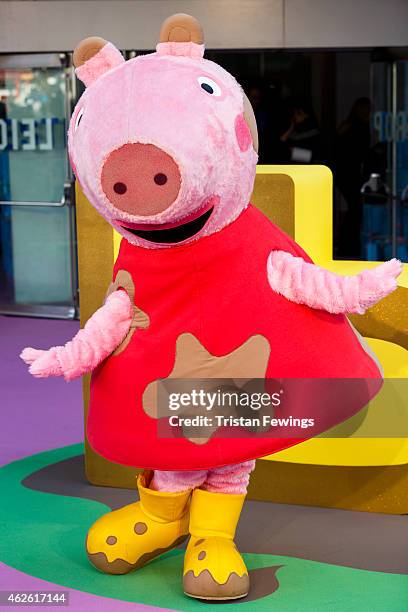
[0,0,283,52]
[284,0,408,48]
[0,0,407,53]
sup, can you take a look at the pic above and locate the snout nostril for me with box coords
[113,182,127,195]
[101,143,181,214]
[154,173,168,186]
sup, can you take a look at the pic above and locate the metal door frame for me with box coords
[0,52,78,318]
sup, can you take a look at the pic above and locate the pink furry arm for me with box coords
[267,251,402,314]
[20,291,133,380]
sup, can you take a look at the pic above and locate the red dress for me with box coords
[87,205,381,470]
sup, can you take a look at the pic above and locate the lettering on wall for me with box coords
[373,111,408,143]
[0,118,64,151]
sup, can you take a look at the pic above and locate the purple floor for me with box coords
[0,315,166,611]
[0,563,156,611]
[0,315,83,466]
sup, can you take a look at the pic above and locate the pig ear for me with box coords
[73,37,125,87]
[157,14,205,58]
[243,94,259,153]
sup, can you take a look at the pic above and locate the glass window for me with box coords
[204,47,408,262]
[0,56,77,316]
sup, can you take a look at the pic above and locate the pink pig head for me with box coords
[68,14,259,248]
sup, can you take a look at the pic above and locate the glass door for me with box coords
[0,53,77,318]
[395,60,408,262]
[370,58,408,262]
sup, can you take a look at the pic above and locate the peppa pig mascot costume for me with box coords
[21,14,401,601]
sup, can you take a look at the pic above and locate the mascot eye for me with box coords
[74,108,84,132]
[197,76,222,97]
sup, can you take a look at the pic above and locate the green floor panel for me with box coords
[0,446,407,611]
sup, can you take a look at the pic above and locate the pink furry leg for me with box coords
[151,461,256,494]
[151,470,208,493]
[267,251,402,314]
[203,460,256,494]
[20,290,133,381]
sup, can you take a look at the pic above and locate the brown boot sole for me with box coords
[184,591,248,601]
[183,569,249,601]
[87,533,188,575]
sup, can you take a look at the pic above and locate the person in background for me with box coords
[279,97,322,163]
[334,97,372,258]
[246,84,270,163]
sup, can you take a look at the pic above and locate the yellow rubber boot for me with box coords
[86,471,191,574]
[183,488,249,600]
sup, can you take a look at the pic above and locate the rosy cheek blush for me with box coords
[235,113,252,152]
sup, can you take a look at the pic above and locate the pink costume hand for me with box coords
[267,251,402,315]
[20,290,133,381]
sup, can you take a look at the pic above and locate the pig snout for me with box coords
[101,143,181,215]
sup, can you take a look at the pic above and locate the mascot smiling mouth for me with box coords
[120,206,214,244]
